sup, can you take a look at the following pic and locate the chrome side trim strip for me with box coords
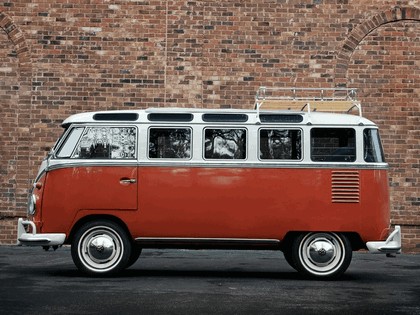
[135,237,281,249]
[45,160,389,171]
[47,160,138,172]
[136,162,389,170]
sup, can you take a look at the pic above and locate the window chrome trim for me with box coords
[363,128,385,163]
[202,127,249,161]
[310,127,357,163]
[54,125,139,161]
[257,127,304,162]
[48,121,389,171]
[147,126,193,161]
[56,127,85,158]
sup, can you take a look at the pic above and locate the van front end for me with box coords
[17,218,66,247]
[17,166,66,248]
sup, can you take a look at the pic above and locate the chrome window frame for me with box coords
[54,124,139,161]
[147,126,193,161]
[202,127,249,161]
[310,127,357,163]
[55,127,85,158]
[257,127,304,162]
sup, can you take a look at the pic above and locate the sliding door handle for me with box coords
[120,178,137,184]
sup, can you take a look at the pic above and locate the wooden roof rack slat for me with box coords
[254,87,362,122]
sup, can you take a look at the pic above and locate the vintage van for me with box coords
[18,87,401,279]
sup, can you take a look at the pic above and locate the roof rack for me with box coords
[254,87,362,123]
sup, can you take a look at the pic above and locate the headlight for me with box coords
[27,194,36,215]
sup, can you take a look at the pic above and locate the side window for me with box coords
[56,127,84,158]
[311,128,356,162]
[364,128,385,162]
[148,128,191,159]
[72,127,137,159]
[204,128,247,160]
[259,129,302,160]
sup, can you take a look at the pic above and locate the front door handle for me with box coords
[120,178,137,184]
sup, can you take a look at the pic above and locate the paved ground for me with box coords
[0,246,419,315]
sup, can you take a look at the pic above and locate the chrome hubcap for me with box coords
[78,226,123,272]
[308,239,336,265]
[299,233,344,276]
[88,235,116,262]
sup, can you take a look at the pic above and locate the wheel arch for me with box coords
[67,214,133,245]
[281,231,365,251]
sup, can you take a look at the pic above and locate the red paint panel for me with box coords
[39,165,390,244]
[136,167,390,242]
[41,166,137,234]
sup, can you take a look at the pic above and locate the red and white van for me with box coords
[18,87,401,279]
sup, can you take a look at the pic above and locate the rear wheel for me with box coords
[71,220,132,276]
[291,232,352,279]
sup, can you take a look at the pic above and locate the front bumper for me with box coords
[17,218,66,247]
[366,225,402,254]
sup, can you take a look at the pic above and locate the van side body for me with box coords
[18,107,401,278]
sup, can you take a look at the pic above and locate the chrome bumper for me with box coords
[366,225,402,254]
[17,218,66,247]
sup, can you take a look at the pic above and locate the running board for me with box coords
[135,237,281,250]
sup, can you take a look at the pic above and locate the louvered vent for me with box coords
[331,170,360,203]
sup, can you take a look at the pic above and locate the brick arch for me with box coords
[335,6,420,86]
[0,11,31,67]
[336,8,419,252]
[0,10,32,243]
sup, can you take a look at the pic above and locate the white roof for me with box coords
[61,107,377,127]
[62,87,373,127]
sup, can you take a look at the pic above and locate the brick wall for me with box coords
[347,19,419,252]
[0,1,419,252]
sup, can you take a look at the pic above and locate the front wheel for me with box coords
[291,232,352,279]
[71,220,132,276]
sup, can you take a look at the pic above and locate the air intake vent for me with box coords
[331,170,360,203]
